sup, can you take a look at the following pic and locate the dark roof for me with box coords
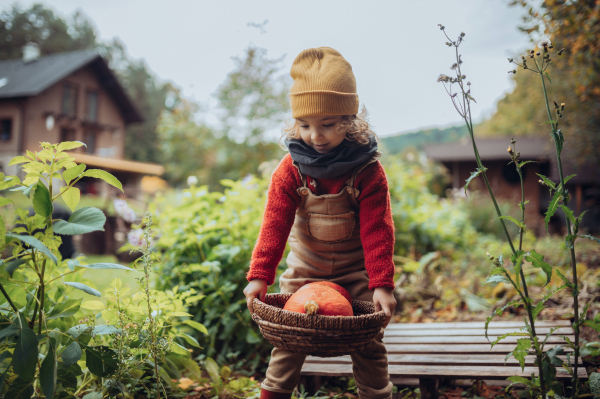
[0,50,143,123]
[424,136,599,185]
[423,137,551,162]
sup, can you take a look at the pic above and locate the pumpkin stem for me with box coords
[304,300,319,315]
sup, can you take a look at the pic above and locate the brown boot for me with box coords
[260,388,293,399]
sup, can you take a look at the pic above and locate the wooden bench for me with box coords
[300,320,588,399]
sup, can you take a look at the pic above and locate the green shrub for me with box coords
[151,177,276,373]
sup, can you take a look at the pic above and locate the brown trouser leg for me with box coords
[262,347,307,394]
[262,331,392,399]
[351,330,393,399]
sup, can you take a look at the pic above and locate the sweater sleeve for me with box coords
[247,155,301,285]
[355,161,396,291]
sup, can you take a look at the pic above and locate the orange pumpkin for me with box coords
[302,281,353,305]
[284,283,354,316]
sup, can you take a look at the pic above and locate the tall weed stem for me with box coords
[539,72,580,398]
[438,27,545,398]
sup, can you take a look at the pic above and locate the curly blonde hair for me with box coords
[280,106,377,148]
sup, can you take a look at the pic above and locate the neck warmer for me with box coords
[285,136,378,179]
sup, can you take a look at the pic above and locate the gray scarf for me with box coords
[285,136,378,179]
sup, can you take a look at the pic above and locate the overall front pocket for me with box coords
[307,211,355,243]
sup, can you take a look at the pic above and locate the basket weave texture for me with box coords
[252,293,386,357]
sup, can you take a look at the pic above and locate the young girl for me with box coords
[243,47,397,399]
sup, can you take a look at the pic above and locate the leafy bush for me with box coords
[0,142,204,398]
[151,177,276,373]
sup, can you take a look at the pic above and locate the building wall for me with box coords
[450,159,544,234]
[22,65,126,159]
[0,98,24,176]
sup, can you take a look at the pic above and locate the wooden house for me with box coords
[424,137,600,235]
[0,46,164,200]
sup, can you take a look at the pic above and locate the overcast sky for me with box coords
[13,0,534,138]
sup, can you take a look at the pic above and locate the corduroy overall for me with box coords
[261,152,393,399]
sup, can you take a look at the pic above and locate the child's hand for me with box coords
[373,287,397,328]
[243,279,268,314]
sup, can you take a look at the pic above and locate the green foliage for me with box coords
[0,4,96,59]
[437,24,600,399]
[151,176,273,372]
[0,142,205,398]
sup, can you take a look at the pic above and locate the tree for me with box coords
[159,45,289,189]
[0,3,96,58]
[478,0,600,166]
[215,45,291,144]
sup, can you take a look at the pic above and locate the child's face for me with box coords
[297,115,345,154]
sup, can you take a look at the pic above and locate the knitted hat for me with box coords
[289,47,359,119]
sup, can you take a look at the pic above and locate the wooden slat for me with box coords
[305,354,580,367]
[301,363,587,380]
[382,335,571,344]
[383,327,572,336]
[384,343,572,354]
[385,321,571,330]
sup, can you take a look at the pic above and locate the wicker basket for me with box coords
[252,293,386,357]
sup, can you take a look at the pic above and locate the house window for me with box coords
[0,118,12,141]
[86,90,98,122]
[62,83,78,117]
[60,128,75,143]
[85,131,96,154]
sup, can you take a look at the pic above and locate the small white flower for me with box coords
[187,176,198,186]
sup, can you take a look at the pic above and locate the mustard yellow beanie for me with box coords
[289,47,359,119]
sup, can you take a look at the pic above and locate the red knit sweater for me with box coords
[247,154,395,291]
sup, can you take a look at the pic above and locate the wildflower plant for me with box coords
[437,26,600,399]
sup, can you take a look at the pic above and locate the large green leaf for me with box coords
[0,175,21,190]
[82,169,123,192]
[93,325,121,335]
[506,338,531,370]
[5,233,58,264]
[85,346,118,377]
[525,249,552,287]
[57,363,81,390]
[178,332,201,348]
[8,156,31,166]
[33,181,53,218]
[62,163,86,184]
[57,141,87,152]
[0,197,12,207]
[11,328,38,379]
[40,338,57,399]
[46,298,82,320]
[64,282,101,297]
[183,319,208,335]
[53,207,106,235]
[546,345,565,366]
[205,357,221,392]
[60,187,80,212]
[4,375,34,399]
[61,342,82,367]
[78,263,136,272]
[4,258,28,277]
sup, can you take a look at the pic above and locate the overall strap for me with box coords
[348,151,382,188]
[291,161,308,187]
